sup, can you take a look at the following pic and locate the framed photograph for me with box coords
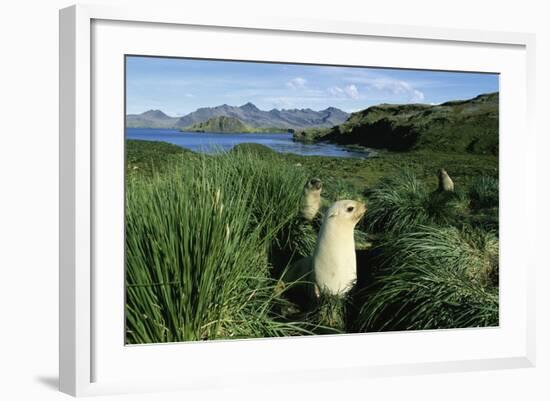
[59,4,536,396]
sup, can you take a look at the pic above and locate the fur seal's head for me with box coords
[301,178,323,221]
[438,168,448,178]
[325,199,366,226]
[304,177,322,192]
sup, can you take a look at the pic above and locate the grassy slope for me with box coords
[185,115,252,132]
[282,149,498,191]
[295,92,499,155]
[182,115,289,133]
[126,140,498,199]
[126,140,196,176]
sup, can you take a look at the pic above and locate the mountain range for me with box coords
[126,103,349,130]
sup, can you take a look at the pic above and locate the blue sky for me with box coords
[126,56,499,116]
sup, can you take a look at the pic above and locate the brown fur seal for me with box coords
[438,168,454,192]
[301,178,322,221]
[314,200,366,295]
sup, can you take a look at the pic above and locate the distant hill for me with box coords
[186,116,253,133]
[126,109,180,128]
[294,92,499,155]
[126,103,349,130]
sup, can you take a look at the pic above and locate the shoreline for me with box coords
[125,130,373,159]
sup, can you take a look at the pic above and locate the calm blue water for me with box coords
[126,128,370,158]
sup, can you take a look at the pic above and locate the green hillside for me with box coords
[184,116,252,133]
[294,92,499,155]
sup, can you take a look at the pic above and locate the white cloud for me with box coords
[327,86,345,96]
[324,69,427,103]
[286,77,307,90]
[364,79,425,102]
[412,89,425,102]
[344,84,359,99]
[327,84,359,99]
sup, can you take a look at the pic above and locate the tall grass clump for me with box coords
[125,149,316,344]
[469,175,499,209]
[364,170,468,234]
[313,293,349,334]
[322,176,365,203]
[356,225,499,332]
[466,175,499,232]
[227,146,318,272]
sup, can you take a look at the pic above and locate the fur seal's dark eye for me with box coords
[347,206,354,212]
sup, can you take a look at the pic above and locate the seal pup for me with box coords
[438,168,454,192]
[301,178,322,221]
[314,200,366,296]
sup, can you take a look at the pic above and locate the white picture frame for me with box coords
[59,4,536,397]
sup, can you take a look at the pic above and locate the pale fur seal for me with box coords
[438,168,454,192]
[314,200,366,295]
[301,178,322,221]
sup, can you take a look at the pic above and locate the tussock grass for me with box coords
[125,140,500,340]
[466,175,499,232]
[364,171,469,234]
[356,225,499,332]
[469,175,499,209]
[125,150,316,343]
[314,293,348,334]
[322,177,365,203]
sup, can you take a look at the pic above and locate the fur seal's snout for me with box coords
[314,200,366,295]
[347,201,367,223]
[301,177,323,221]
[308,178,322,190]
[438,168,455,192]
